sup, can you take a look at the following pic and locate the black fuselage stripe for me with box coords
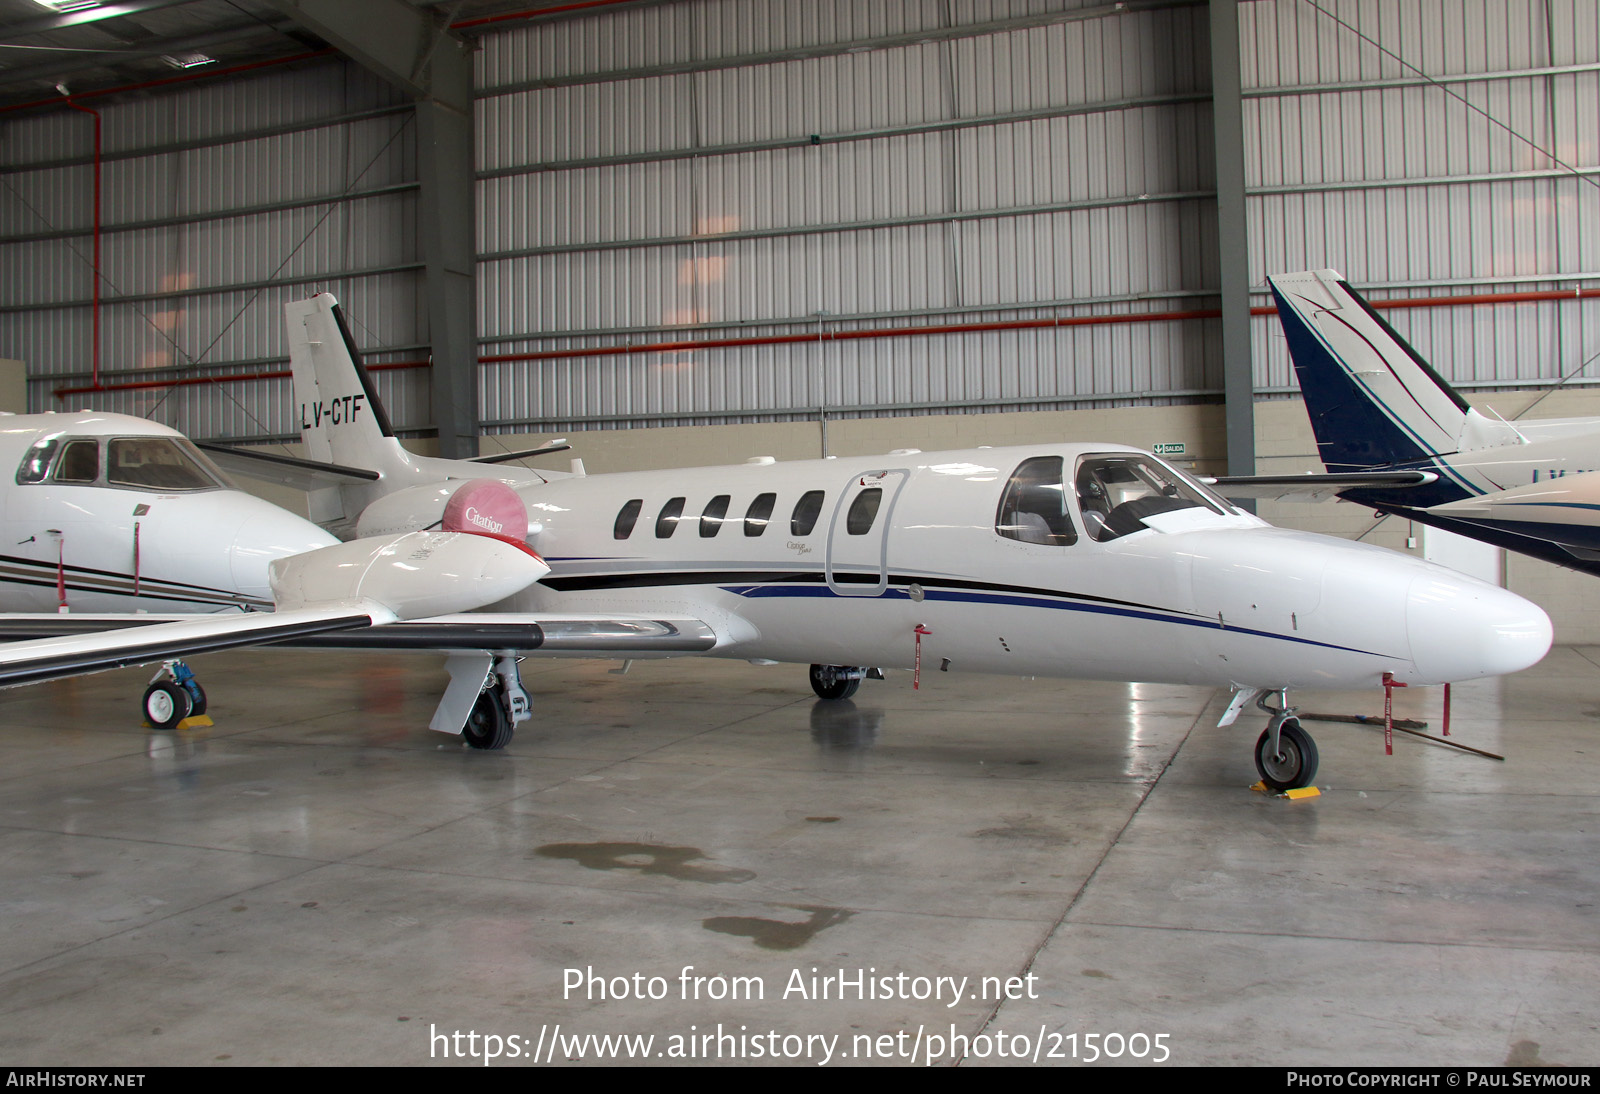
[542,567,1181,617]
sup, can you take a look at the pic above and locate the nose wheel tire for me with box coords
[462,690,514,750]
[809,664,861,701]
[143,681,193,731]
[1254,719,1318,791]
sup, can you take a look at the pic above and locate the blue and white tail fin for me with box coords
[1268,270,1521,472]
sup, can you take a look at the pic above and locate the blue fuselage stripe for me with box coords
[719,581,1385,658]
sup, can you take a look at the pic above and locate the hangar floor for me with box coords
[0,648,1595,1068]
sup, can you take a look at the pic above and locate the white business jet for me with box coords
[0,410,342,723]
[0,296,1555,791]
[1223,270,1600,575]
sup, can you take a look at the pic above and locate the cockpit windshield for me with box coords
[107,438,223,491]
[1075,453,1223,541]
[14,434,225,492]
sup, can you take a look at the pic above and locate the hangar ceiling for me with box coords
[0,0,638,109]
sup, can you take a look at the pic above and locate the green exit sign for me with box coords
[1152,442,1186,455]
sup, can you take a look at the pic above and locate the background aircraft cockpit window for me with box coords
[846,488,883,535]
[1075,454,1222,541]
[14,437,60,485]
[995,456,1077,545]
[656,497,687,537]
[613,498,643,539]
[52,439,100,484]
[790,490,825,536]
[106,438,221,491]
[744,492,776,536]
[700,495,731,537]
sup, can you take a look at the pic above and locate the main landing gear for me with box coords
[1252,690,1319,791]
[142,659,208,730]
[808,664,886,701]
[460,652,530,750]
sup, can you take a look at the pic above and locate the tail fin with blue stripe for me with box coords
[1265,270,1503,472]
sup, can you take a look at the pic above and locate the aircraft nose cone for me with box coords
[1404,573,1552,683]
[231,503,339,601]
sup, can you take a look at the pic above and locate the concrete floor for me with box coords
[0,648,1596,1067]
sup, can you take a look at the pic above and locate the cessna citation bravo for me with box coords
[0,296,1555,791]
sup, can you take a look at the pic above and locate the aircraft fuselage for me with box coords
[356,442,1551,692]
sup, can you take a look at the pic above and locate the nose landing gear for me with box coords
[1252,690,1319,791]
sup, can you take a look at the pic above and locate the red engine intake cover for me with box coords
[441,479,530,544]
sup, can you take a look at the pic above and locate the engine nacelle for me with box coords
[269,528,549,620]
[354,481,465,538]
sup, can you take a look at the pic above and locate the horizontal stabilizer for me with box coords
[1208,470,1438,502]
[196,442,380,488]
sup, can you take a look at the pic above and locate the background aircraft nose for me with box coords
[230,501,339,601]
[1404,573,1552,683]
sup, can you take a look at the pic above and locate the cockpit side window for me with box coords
[1075,454,1221,542]
[106,438,221,491]
[14,437,59,485]
[52,439,100,484]
[995,456,1077,546]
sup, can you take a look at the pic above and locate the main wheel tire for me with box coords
[186,683,208,718]
[143,681,193,730]
[1254,719,1319,791]
[462,690,514,750]
[809,664,861,701]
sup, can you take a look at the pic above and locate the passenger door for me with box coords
[825,468,907,597]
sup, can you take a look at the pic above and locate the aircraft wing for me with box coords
[470,441,572,465]
[0,612,720,656]
[0,500,558,689]
[195,442,380,489]
[0,604,390,688]
[1206,470,1438,502]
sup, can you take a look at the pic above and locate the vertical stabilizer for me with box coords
[1269,271,1482,471]
[285,294,410,475]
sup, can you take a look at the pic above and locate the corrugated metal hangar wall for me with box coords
[0,0,1596,447]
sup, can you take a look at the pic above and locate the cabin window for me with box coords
[1075,454,1221,542]
[790,490,824,536]
[14,438,59,485]
[700,495,731,537]
[106,438,220,491]
[613,499,643,539]
[52,440,99,484]
[655,497,687,538]
[995,456,1077,546]
[744,492,776,536]
[845,489,882,535]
